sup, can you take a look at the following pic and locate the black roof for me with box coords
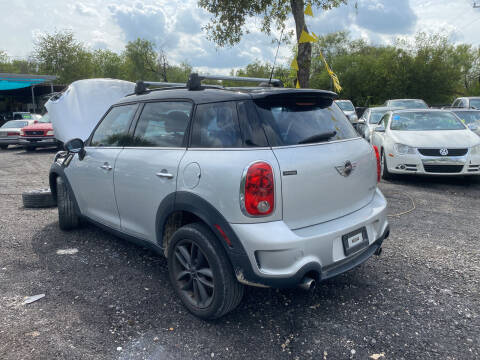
[116,87,337,106]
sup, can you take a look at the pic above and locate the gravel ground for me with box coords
[0,147,479,360]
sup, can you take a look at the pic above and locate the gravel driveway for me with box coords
[0,147,479,359]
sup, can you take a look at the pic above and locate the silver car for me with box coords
[383,99,429,109]
[49,75,390,319]
[452,97,480,109]
[0,119,35,149]
[360,107,402,142]
[334,99,358,122]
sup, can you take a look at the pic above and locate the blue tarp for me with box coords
[0,73,57,91]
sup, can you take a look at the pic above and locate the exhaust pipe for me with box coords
[298,277,316,291]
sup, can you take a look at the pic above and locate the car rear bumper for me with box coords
[229,188,389,287]
[19,137,58,147]
[386,152,480,176]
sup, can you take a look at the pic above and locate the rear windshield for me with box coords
[370,111,388,124]
[255,99,357,146]
[38,114,50,123]
[452,111,480,124]
[388,100,428,109]
[470,99,480,109]
[336,101,355,111]
[390,111,466,131]
[1,120,28,128]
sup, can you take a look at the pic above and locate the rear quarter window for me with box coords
[254,98,358,146]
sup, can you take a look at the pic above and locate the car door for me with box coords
[65,103,138,229]
[114,101,193,242]
[372,113,389,149]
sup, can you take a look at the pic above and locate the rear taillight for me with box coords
[373,145,381,182]
[241,161,274,216]
[7,132,17,136]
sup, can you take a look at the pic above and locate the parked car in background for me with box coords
[19,113,61,151]
[450,109,480,136]
[334,99,358,122]
[383,99,429,109]
[451,97,480,109]
[371,109,480,178]
[50,75,389,319]
[359,107,402,142]
[0,119,36,149]
[12,112,33,120]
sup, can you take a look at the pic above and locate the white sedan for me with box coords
[371,109,480,178]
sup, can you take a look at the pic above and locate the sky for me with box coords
[0,0,479,74]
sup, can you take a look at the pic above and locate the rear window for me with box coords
[470,99,480,109]
[335,101,355,111]
[453,111,480,124]
[1,120,28,128]
[388,100,428,109]
[254,99,357,146]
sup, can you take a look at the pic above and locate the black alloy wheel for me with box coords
[172,239,215,309]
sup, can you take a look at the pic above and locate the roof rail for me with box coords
[187,73,283,90]
[134,80,185,95]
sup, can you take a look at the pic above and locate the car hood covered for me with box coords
[391,129,480,148]
[22,123,53,131]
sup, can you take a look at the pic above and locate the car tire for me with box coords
[22,189,57,208]
[56,176,80,230]
[0,145,8,150]
[167,222,244,320]
[24,146,35,152]
[381,150,394,180]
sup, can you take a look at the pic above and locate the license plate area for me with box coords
[342,227,369,256]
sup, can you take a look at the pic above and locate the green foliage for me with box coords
[198,0,345,46]
[310,32,480,106]
[33,30,93,84]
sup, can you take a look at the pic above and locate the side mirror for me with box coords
[375,125,385,133]
[467,123,478,131]
[65,138,85,160]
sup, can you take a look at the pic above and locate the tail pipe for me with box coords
[298,276,316,291]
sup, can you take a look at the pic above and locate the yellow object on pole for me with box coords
[304,3,314,17]
[299,29,317,43]
[291,57,299,71]
[319,51,342,92]
[296,78,301,88]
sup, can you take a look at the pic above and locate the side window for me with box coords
[190,102,242,148]
[237,100,268,147]
[90,104,138,147]
[380,114,389,128]
[453,99,460,107]
[132,102,192,147]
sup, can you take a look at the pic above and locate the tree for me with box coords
[198,0,346,87]
[91,49,125,79]
[33,30,93,83]
[124,39,161,82]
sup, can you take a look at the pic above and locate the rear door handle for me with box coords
[156,170,174,179]
[100,163,112,171]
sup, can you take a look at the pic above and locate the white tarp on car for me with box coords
[45,79,135,142]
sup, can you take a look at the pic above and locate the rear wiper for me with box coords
[297,131,337,144]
